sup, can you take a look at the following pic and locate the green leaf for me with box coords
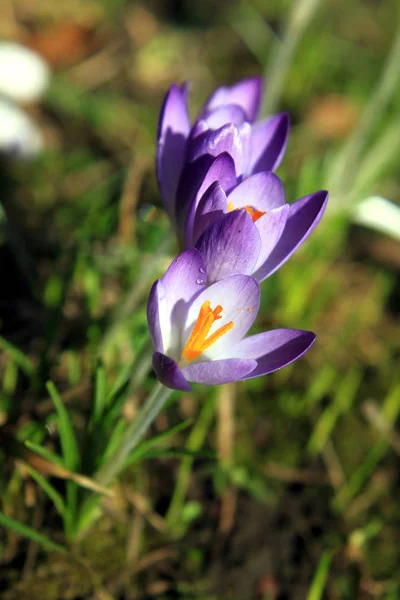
[135,448,214,461]
[24,440,65,468]
[125,419,193,465]
[92,362,107,424]
[306,550,333,600]
[106,362,132,406]
[0,336,34,377]
[46,381,80,470]
[22,464,66,517]
[0,511,67,553]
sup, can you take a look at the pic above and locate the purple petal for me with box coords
[147,280,165,353]
[202,104,247,130]
[157,84,190,214]
[199,77,263,122]
[179,152,237,245]
[253,204,289,270]
[153,352,192,391]
[190,181,227,246]
[187,122,251,177]
[190,119,210,138]
[162,248,206,311]
[161,249,206,350]
[234,329,316,379]
[248,113,289,175]
[253,191,328,282]
[227,172,286,212]
[195,211,261,284]
[185,275,260,359]
[182,358,257,385]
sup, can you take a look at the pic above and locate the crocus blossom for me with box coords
[157,78,289,235]
[191,174,328,283]
[147,249,316,391]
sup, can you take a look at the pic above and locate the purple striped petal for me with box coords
[153,352,192,391]
[253,204,289,270]
[227,172,286,212]
[179,152,236,245]
[162,248,206,312]
[232,329,316,379]
[253,191,328,282]
[182,358,257,385]
[190,181,227,246]
[147,280,165,353]
[202,104,247,130]
[199,77,263,122]
[157,84,190,214]
[160,249,206,351]
[187,122,251,177]
[185,275,260,359]
[195,211,261,284]
[248,113,289,175]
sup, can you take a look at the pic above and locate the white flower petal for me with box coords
[0,42,50,103]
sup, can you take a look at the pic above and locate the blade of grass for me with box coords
[166,393,216,536]
[92,362,107,425]
[306,550,333,600]
[46,380,80,539]
[261,0,323,115]
[18,462,66,518]
[0,510,67,553]
[334,381,400,510]
[308,367,362,454]
[125,419,193,466]
[327,24,400,202]
[46,381,80,471]
[0,336,34,377]
[24,440,65,467]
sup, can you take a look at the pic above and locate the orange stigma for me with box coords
[227,202,265,223]
[181,301,234,363]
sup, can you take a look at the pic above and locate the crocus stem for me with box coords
[95,381,172,487]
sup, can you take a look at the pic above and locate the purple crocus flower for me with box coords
[147,249,315,391]
[157,77,289,237]
[190,173,328,283]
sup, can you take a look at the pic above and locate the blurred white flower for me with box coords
[0,41,50,103]
[0,41,50,159]
[0,98,44,158]
[353,196,400,242]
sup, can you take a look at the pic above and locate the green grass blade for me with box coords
[125,419,193,465]
[92,362,107,424]
[22,464,66,517]
[307,550,333,600]
[24,440,65,467]
[46,381,80,470]
[308,367,362,454]
[334,381,400,509]
[0,336,34,377]
[0,511,67,553]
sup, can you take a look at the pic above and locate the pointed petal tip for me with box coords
[153,352,192,392]
[239,329,316,380]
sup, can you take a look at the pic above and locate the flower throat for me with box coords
[181,301,234,362]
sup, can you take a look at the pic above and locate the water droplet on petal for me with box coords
[196,278,204,285]
[199,267,206,274]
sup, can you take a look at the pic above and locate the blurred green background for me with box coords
[1,0,400,598]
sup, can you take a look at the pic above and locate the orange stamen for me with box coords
[181,301,234,363]
[227,201,265,223]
